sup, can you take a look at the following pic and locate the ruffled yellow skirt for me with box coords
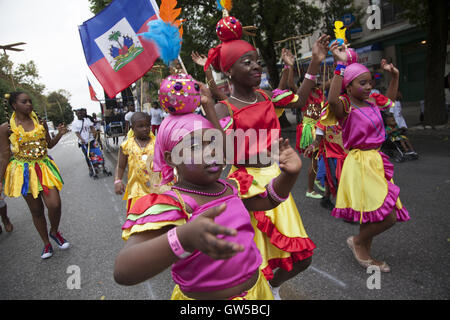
[3,157,63,199]
[332,149,410,223]
[229,163,315,280]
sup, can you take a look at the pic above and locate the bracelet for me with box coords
[283,65,292,69]
[114,180,122,185]
[258,189,268,198]
[304,73,317,81]
[334,64,346,77]
[167,227,191,259]
[267,179,289,203]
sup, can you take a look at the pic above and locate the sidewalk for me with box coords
[282,102,450,135]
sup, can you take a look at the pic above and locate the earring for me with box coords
[173,167,179,182]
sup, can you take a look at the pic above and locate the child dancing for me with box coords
[115,112,169,213]
[324,43,410,272]
[114,112,303,300]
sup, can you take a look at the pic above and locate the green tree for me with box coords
[391,0,448,126]
[0,53,74,125]
[176,0,322,88]
[88,0,112,14]
[47,90,74,126]
[319,0,364,37]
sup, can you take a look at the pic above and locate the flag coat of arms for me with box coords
[79,0,159,98]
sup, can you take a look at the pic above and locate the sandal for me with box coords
[346,236,391,272]
[1,218,13,233]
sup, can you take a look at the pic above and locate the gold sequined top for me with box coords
[121,130,170,199]
[9,112,48,162]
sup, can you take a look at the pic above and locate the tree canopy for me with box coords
[0,53,74,126]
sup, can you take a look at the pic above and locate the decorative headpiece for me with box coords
[158,73,201,115]
[204,2,256,73]
[343,63,370,89]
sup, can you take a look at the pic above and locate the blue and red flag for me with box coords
[79,0,160,98]
[87,78,99,101]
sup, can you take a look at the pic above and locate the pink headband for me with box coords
[343,63,370,89]
[153,113,215,185]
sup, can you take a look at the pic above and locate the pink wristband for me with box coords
[267,179,289,203]
[114,180,122,185]
[167,227,191,259]
[304,73,317,81]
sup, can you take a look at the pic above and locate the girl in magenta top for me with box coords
[113,112,302,300]
[324,42,410,273]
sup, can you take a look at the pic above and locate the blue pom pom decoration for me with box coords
[139,19,181,65]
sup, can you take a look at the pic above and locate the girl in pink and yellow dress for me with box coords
[323,43,410,272]
[114,112,303,300]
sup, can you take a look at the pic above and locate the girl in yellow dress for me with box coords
[114,112,169,213]
[0,92,69,259]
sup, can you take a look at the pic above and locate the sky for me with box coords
[0,0,105,115]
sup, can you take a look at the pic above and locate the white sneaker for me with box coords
[49,231,70,250]
[268,283,282,300]
[41,244,53,259]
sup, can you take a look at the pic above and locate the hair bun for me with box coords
[216,16,242,42]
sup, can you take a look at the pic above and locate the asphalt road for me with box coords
[0,122,449,300]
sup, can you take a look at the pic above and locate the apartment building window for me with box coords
[380,0,405,26]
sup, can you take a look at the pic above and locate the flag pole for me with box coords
[178,55,188,74]
[140,77,144,111]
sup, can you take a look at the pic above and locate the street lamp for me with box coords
[0,42,26,90]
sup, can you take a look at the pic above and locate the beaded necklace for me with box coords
[171,180,228,197]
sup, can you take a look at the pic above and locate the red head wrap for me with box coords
[204,16,256,73]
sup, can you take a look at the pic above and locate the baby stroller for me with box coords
[381,130,419,163]
[81,140,112,179]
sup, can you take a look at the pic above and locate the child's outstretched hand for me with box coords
[178,203,244,260]
[191,51,208,67]
[281,48,295,67]
[276,138,302,175]
[198,82,215,110]
[312,34,331,63]
[57,123,68,136]
[381,59,399,76]
[114,181,125,195]
[330,41,347,64]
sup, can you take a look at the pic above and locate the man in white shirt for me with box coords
[124,103,135,132]
[72,109,97,176]
[150,102,164,135]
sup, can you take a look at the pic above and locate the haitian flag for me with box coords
[79,0,160,98]
[87,78,99,101]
